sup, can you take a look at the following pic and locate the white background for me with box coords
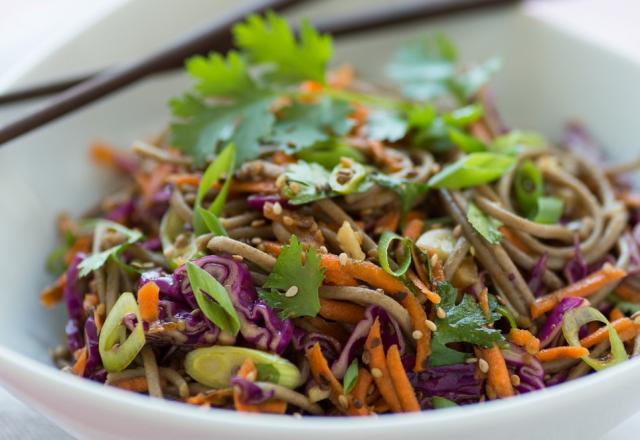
[0,0,639,438]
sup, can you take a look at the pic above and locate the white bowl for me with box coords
[1,1,640,439]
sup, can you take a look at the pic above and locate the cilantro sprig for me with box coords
[78,221,143,277]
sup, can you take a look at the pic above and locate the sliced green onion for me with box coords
[532,196,564,224]
[443,104,483,127]
[378,231,412,277]
[428,152,516,189]
[329,161,367,195]
[447,127,486,153]
[343,359,359,394]
[562,306,628,371]
[490,130,547,155]
[296,140,365,169]
[159,207,200,269]
[193,143,236,235]
[185,346,301,388]
[196,207,228,236]
[98,292,146,373]
[432,396,458,409]
[186,261,241,336]
[255,363,281,383]
[514,160,543,217]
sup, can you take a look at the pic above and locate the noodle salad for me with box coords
[40,13,640,416]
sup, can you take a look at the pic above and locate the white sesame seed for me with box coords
[283,215,294,226]
[273,202,283,215]
[469,246,476,257]
[275,174,287,189]
[510,374,521,387]
[436,307,446,319]
[251,237,262,245]
[465,357,478,364]
[412,330,424,340]
[285,286,299,297]
[430,254,439,267]
[289,182,301,194]
[361,351,370,365]
[478,358,489,374]
[340,157,354,167]
[424,319,437,332]
[339,252,348,266]
[371,368,383,378]
[376,288,385,294]
[232,254,244,261]
[319,246,328,254]
[292,412,303,419]
[338,394,349,409]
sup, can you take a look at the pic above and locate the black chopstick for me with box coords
[0,0,519,146]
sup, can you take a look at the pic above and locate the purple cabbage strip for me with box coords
[64,253,85,353]
[104,199,135,223]
[230,377,274,405]
[546,370,568,387]
[528,254,548,297]
[172,255,294,354]
[409,363,483,407]
[141,237,162,252]
[139,270,181,303]
[502,343,545,394]
[83,315,101,379]
[246,195,291,211]
[538,296,588,348]
[292,328,341,361]
[331,305,405,379]
[563,121,604,163]
[564,237,588,284]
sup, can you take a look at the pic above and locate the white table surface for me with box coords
[0,0,639,438]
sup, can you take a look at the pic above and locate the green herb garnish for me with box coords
[427,152,516,189]
[78,221,143,277]
[467,202,502,245]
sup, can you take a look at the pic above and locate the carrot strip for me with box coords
[40,273,66,308]
[319,298,365,324]
[399,292,431,372]
[374,211,401,235]
[233,358,287,414]
[137,281,160,323]
[229,181,277,194]
[407,271,441,304]
[328,65,355,89]
[167,173,200,187]
[348,368,372,416]
[480,346,514,399]
[386,345,420,412]
[185,389,234,406]
[499,226,531,253]
[580,317,636,348]
[64,236,92,264]
[610,307,624,321]
[318,254,359,286]
[113,377,149,393]
[403,217,424,242]
[72,347,88,377]
[365,318,402,412]
[508,328,540,354]
[478,288,491,321]
[350,105,369,129]
[427,250,445,284]
[531,264,627,318]
[536,346,590,362]
[272,150,296,165]
[411,246,431,290]
[344,259,406,293]
[306,343,347,412]
[615,283,640,303]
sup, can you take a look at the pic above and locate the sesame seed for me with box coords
[465,357,478,364]
[362,352,370,365]
[371,368,383,378]
[424,319,437,332]
[285,286,299,297]
[292,412,302,419]
[340,157,354,167]
[338,394,349,409]
[251,237,262,245]
[436,307,446,319]
[469,246,476,257]
[510,374,521,387]
[232,254,244,261]
[376,288,384,294]
[273,202,283,215]
[339,252,348,266]
[319,246,328,254]
[430,254,439,267]
[275,174,287,189]
[283,215,294,226]
[412,330,424,340]
[478,358,489,374]
[289,182,301,194]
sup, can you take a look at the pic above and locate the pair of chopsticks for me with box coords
[0,0,519,146]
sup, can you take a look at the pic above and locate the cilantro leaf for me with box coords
[467,202,502,245]
[295,139,365,169]
[369,173,429,214]
[270,98,353,152]
[282,161,335,205]
[429,282,504,367]
[343,359,359,394]
[260,235,325,318]
[185,51,257,98]
[78,221,143,277]
[234,12,332,83]
[366,110,408,142]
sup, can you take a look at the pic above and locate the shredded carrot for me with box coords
[375,211,401,235]
[347,368,372,416]
[64,236,92,264]
[411,246,431,290]
[306,343,347,412]
[344,258,406,293]
[318,254,359,286]
[89,142,117,166]
[610,307,625,322]
[137,281,160,323]
[428,250,445,284]
[167,173,200,187]
[234,358,287,414]
[113,377,149,393]
[229,181,277,194]
[615,283,640,303]
[185,389,233,406]
[478,288,491,321]
[399,292,431,373]
[386,345,420,412]
[40,274,66,308]
[508,328,540,354]
[71,347,88,377]
[536,346,590,362]
[319,298,365,324]
[350,104,369,129]
[407,271,441,304]
[480,346,514,399]
[580,317,636,348]
[94,310,104,333]
[365,318,402,412]
[328,65,355,89]
[403,217,424,242]
[531,264,627,318]
[272,150,296,165]
[499,226,531,253]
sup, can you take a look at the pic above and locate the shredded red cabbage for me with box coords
[538,296,588,348]
[64,253,85,353]
[409,363,483,407]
